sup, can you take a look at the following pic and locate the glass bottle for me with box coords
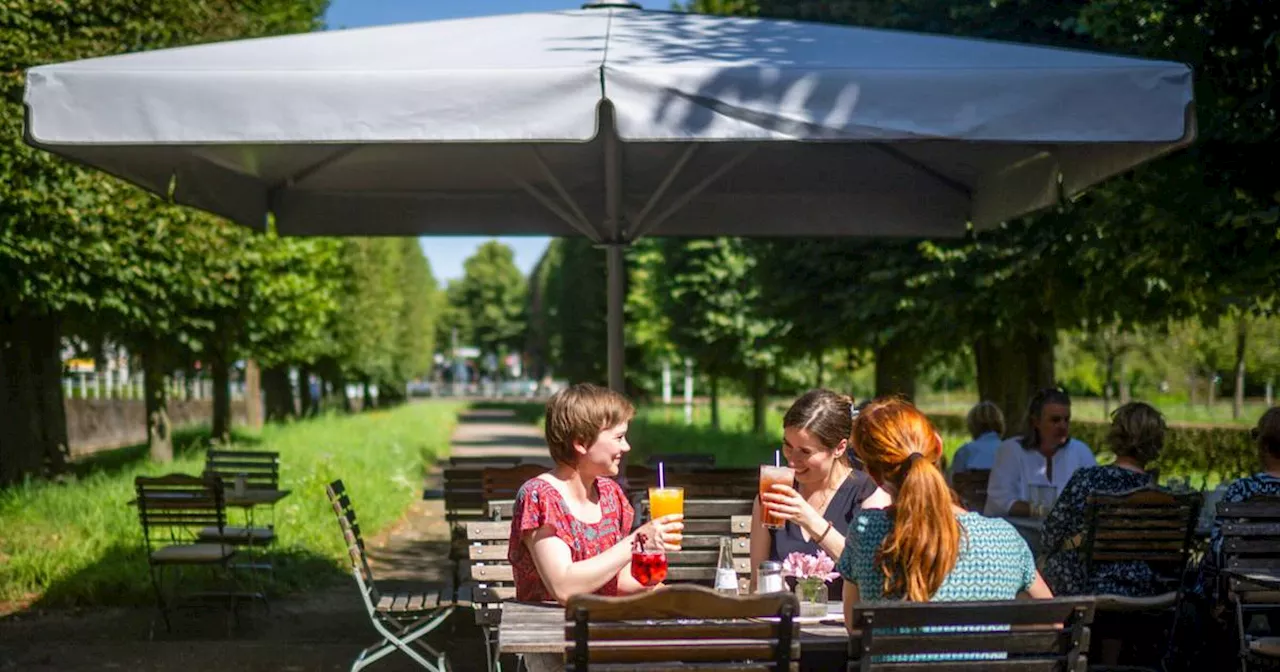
[715,536,739,595]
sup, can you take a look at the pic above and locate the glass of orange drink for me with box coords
[647,486,684,550]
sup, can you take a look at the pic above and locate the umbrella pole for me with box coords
[606,243,626,393]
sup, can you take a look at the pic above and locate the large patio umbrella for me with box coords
[23,2,1195,391]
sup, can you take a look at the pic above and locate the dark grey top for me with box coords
[769,470,880,599]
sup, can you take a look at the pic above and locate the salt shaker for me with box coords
[757,561,784,594]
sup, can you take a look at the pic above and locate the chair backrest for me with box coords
[135,473,226,548]
[626,465,759,499]
[637,497,752,590]
[1218,495,1280,605]
[205,449,280,490]
[1080,486,1202,581]
[951,469,991,512]
[464,519,513,626]
[849,597,1095,671]
[325,480,380,608]
[565,584,799,672]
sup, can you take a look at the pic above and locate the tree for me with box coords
[657,238,785,432]
[449,241,527,376]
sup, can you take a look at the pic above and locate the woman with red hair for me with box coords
[839,398,1051,631]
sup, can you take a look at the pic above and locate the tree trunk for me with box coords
[1207,372,1217,408]
[709,374,720,430]
[814,348,825,388]
[244,359,263,429]
[263,365,295,422]
[210,346,231,443]
[141,342,172,463]
[750,368,767,435]
[362,379,375,411]
[1119,357,1131,404]
[973,326,1056,438]
[0,311,70,485]
[1102,354,1115,417]
[333,370,352,413]
[874,336,917,400]
[298,365,315,417]
[1233,316,1248,420]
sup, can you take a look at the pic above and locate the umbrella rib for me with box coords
[868,144,972,199]
[529,147,594,234]
[512,177,603,242]
[632,145,757,239]
[266,146,361,209]
[628,144,700,239]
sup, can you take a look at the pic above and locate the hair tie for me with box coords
[906,452,923,466]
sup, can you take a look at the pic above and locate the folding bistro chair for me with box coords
[327,480,457,672]
[565,584,800,671]
[1218,496,1280,671]
[134,473,238,633]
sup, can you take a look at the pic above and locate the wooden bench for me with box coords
[848,597,1095,671]
[565,584,800,672]
[1218,496,1280,670]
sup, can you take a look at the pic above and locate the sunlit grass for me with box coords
[0,400,464,608]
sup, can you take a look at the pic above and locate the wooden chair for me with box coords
[204,449,280,490]
[1079,487,1201,667]
[1218,496,1280,671]
[134,474,238,632]
[951,469,991,512]
[463,519,515,672]
[326,480,459,672]
[847,597,1095,671]
[565,584,800,672]
[637,496,752,591]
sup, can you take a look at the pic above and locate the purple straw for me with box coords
[658,461,665,489]
[775,450,781,467]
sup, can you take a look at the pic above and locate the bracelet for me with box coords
[815,520,834,544]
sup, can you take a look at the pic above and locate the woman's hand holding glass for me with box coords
[760,484,824,534]
[636,514,684,551]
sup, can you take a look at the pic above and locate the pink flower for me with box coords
[781,551,839,583]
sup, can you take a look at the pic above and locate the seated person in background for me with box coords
[840,398,1051,635]
[752,389,892,599]
[509,383,682,605]
[950,400,1005,475]
[1041,402,1164,596]
[985,388,1096,517]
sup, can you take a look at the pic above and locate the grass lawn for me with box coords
[0,400,464,611]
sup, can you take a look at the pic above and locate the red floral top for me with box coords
[508,476,634,602]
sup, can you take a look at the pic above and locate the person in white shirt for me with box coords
[984,388,1096,517]
[950,401,1005,475]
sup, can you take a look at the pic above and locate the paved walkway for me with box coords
[0,406,545,672]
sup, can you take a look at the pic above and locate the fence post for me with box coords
[79,373,87,399]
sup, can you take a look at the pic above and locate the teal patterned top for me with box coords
[838,510,1038,661]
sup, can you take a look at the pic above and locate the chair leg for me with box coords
[146,563,172,635]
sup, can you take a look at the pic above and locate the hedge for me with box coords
[929,413,1257,487]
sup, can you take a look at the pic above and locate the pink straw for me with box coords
[658,461,665,489]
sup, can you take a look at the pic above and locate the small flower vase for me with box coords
[793,577,828,618]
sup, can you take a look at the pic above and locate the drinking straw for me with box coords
[658,461,665,489]
[775,450,781,467]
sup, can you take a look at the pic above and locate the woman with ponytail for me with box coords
[839,398,1051,632]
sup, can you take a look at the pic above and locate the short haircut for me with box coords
[965,401,1005,439]
[1107,402,1166,464]
[544,383,635,467]
[1258,407,1280,459]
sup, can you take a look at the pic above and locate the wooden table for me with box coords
[498,600,848,656]
[225,488,290,509]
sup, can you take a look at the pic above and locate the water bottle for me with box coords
[714,536,739,596]
[757,561,784,594]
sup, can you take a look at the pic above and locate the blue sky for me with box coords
[325,1,584,282]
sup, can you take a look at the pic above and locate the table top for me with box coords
[498,600,848,655]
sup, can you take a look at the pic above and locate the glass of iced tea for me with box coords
[759,465,795,530]
[630,533,667,587]
[648,486,684,549]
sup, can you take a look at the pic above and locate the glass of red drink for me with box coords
[630,534,667,587]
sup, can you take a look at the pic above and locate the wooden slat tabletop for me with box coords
[498,600,849,655]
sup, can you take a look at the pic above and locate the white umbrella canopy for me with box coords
[23,2,1196,389]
